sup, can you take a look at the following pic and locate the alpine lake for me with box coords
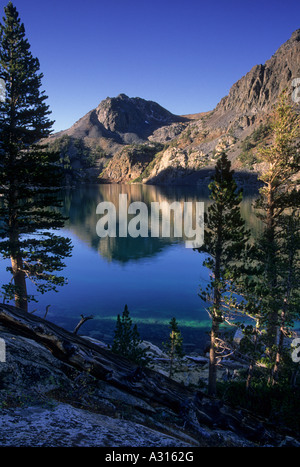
[0,182,261,354]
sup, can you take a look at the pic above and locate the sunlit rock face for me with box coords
[95,93,186,140]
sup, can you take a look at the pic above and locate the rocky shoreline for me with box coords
[0,306,299,448]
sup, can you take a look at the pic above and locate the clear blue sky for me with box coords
[2,0,300,132]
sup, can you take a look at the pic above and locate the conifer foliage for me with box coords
[197,152,250,396]
[0,2,72,310]
[248,92,300,383]
[111,305,149,366]
[162,317,184,378]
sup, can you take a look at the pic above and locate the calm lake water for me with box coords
[0,183,260,353]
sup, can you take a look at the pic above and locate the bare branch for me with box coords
[73,314,94,335]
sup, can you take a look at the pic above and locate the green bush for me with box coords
[111,305,150,367]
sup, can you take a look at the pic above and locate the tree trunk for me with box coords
[10,255,28,312]
[271,217,295,385]
[9,191,28,312]
[246,328,258,392]
[208,317,219,397]
[271,326,284,385]
[208,206,222,398]
[265,182,278,348]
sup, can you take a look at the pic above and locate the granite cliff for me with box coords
[48,29,300,185]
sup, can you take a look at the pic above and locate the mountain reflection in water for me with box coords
[0,183,260,352]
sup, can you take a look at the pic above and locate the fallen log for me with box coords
[0,304,198,415]
[0,303,296,446]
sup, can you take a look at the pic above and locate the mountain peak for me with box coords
[94,94,185,138]
[116,93,130,100]
[53,94,187,147]
[290,28,300,42]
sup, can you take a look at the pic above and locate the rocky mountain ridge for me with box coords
[212,29,300,125]
[56,93,187,144]
[48,29,300,185]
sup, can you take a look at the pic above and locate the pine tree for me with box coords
[162,317,184,378]
[271,212,300,383]
[0,2,72,310]
[250,91,300,382]
[197,152,250,396]
[111,305,149,366]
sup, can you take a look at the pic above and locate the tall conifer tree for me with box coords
[198,152,250,396]
[250,92,300,382]
[0,2,72,311]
